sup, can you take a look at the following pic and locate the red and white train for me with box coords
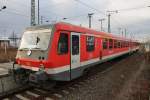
[13,22,139,84]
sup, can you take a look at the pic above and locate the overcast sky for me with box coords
[0,0,150,41]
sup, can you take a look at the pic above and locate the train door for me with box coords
[70,32,80,80]
[99,39,103,60]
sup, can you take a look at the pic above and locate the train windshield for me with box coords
[19,29,51,50]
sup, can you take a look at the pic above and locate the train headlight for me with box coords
[39,64,45,71]
[27,50,32,56]
[17,60,20,65]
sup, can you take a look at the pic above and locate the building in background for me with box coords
[9,32,21,48]
[0,37,10,48]
[145,41,150,52]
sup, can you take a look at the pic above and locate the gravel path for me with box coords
[62,53,147,100]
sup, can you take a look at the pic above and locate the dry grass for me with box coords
[144,52,150,63]
[0,48,17,63]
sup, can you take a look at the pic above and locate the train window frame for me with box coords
[128,42,130,47]
[103,38,108,49]
[57,33,68,55]
[86,36,95,52]
[126,41,128,47]
[122,41,125,48]
[114,40,117,48]
[118,41,121,48]
[109,39,113,49]
[121,41,123,48]
[124,41,126,47]
[72,35,79,55]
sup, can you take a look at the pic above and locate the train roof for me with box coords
[25,24,53,31]
[55,22,133,42]
[25,22,137,42]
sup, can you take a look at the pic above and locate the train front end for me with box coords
[13,25,54,86]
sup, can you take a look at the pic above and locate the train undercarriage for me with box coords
[11,62,56,90]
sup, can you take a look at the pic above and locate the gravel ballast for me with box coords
[62,53,149,100]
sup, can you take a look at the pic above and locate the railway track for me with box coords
[1,53,132,100]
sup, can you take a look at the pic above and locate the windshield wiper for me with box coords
[31,47,41,50]
[19,48,29,50]
[19,47,43,51]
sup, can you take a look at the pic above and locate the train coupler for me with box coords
[29,71,56,89]
[29,71,48,83]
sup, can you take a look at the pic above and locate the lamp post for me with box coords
[107,10,118,33]
[31,0,36,26]
[38,0,40,25]
[2,6,6,9]
[98,18,105,31]
[0,6,6,11]
[88,13,94,28]
[63,18,67,20]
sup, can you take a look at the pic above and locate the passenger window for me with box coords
[123,42,125,47]
[121,41,123,48]
[86,36,95,52]
[103,39,108,49]
[109,39,113,49]
[72,35,79,55]
[114,40,117,48]
[128,42,130,47]
[125,42,128,47]
[118,41,121,48]
[122,41,124,48]
[57,33,68,55]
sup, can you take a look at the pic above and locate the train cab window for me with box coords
[103,39,108,49]
[72,35,79,55]
[57,33,68,55]
[86,36,95,52]
[114,40,117,48]
[109,39,113,49]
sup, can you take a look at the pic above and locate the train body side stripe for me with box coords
[46,50,131,74]
[102,50,129,60]
[21,49,135,74]
[46,65,70,74]
[80,58,99,67]
[21,65,39,71]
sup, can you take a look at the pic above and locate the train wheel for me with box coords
[83,68,90,77]
[41,80,56,90]
[12,68,29,84]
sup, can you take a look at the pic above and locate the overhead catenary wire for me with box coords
[62,13,95,20]
[74,0,105,15]
[1,0,149,34]
[73,0,150,32]
[74,0,126,33]
[1,0,120,27]
[0,0,30,18]
[117,6,148,12]
[0,9,30,18]
[40,1,67,9]
[5,0,29,10]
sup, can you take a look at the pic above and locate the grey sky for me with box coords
[0,0,150,41]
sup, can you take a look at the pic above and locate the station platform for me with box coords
[0,62,13,76]
[0,62,21,95]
